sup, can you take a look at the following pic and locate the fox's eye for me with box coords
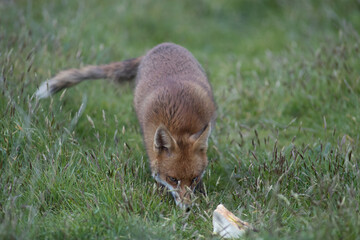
[159,146,168,152]
[168,176,178,184]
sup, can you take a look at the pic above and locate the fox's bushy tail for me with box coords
[35,57,143,98]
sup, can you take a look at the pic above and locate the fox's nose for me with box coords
[176,199,192,211]
[176,194,192,211]
[175,186,193,210]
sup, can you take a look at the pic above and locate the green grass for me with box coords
[1,0,360,239]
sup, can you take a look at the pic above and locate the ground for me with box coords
[1,0,360,239]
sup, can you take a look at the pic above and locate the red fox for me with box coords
[36,43,216,210]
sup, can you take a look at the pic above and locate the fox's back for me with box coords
[134,43,216,136]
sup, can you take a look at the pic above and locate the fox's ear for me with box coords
[154,125,176,152]
[191,123,212,151]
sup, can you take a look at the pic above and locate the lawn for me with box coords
[1,0,360,239]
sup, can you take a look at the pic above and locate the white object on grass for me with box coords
[213,204,253,238]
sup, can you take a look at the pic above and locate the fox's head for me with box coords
[150,123,211,210]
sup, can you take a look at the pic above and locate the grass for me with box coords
[1,0,360,239]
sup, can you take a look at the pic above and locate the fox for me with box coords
[36,43,216,210]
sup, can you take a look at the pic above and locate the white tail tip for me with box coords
[35,81,52,99]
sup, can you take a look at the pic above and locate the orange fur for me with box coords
[135,43,216,209]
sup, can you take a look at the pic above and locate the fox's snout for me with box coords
[153,172,200,211]
[173,186,193,211]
